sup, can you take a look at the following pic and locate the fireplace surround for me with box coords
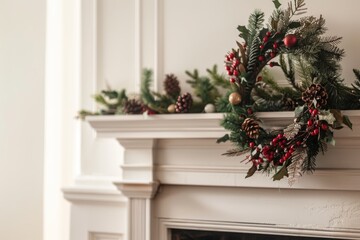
[86,112,360,240]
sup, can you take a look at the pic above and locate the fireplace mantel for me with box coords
[86,111,360,240]
[87,111,360,191]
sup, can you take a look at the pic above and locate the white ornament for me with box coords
[204,103,215,113]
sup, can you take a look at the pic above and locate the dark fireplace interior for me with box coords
[171,229,342,240]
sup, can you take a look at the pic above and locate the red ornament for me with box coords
[266,31,272,37]
[259,44,264,50]
[263,36,269,43]
[283,34,298,48]
[270,51,276,58]
[321,123,328,131]
[258,55,265,62]
[249,142,255,148]
[273,42,279,49]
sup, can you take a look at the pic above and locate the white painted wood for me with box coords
[89,232,123,240]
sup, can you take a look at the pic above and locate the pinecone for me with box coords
[123,99,144,114]
[282,97,296,111]
[175,92,193,113]
[164,74,181,98]
[242,118,260,139]
[302,84,328,108]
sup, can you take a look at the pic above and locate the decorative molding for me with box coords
[158,218,360,240]
[63,175,127,205]
[154,0,163,91]
[134,0,142,91]
[155,165,360,191]
[114,181,159,199]
[89,232,123,240]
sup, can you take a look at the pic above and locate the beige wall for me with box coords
[0,0,45,239]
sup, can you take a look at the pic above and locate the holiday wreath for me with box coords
[217,0,360,184]
[79,0,360,185]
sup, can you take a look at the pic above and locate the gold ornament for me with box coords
[228,92,242,105]
[167,104,176,113]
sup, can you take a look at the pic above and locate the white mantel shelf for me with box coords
[87,111,360,139]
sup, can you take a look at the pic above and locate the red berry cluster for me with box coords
[224,51,241,83]
[307,108,328,136]
[248,133,297,167]
[258,31,280,67]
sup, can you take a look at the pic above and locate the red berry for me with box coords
[270,52,276,58]
[313,129,319,135]
[283,34,298,48]
[234,59,240,65]
[273,42,279,49]
[247,108,253,115]
[230,78,236,83]
[229,52,235,59]
[277,134,283,139]
[269,62,275,67]
[272,138,278,145]
[225,66,230,71]
[226,56,230,61]
[266,31,272,37]
[296,141,302,146]
[258,55,265,62]
[311,109,319,116]
[257,76,263,82]
[260,45,264,50]
[263,36,269,43]
[227,70,233,76]
[321,123,328,131]
[249,142,255,148]
[233,70,239,76]
[307,120,313,127]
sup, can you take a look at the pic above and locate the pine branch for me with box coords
[222,148,251,157]
[206,65,231,90]
[140,69,169,113]
[288,0,307,16]
[302,137,320,172]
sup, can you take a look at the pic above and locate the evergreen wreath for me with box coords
[218,0,360,185]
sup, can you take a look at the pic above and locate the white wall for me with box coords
[0,0,45,239]
[66,1,360,239]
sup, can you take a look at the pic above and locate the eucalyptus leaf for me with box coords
[273,165,288,181]
[330,109,343,124]
[343,115,353,130]
[288,21,301,29]
[272,0,281,9]
[217,134,230,143]
[245,164,257,178]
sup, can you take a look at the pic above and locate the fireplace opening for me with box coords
[171,229,342,240]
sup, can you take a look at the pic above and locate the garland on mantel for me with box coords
[78,0,360,185]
